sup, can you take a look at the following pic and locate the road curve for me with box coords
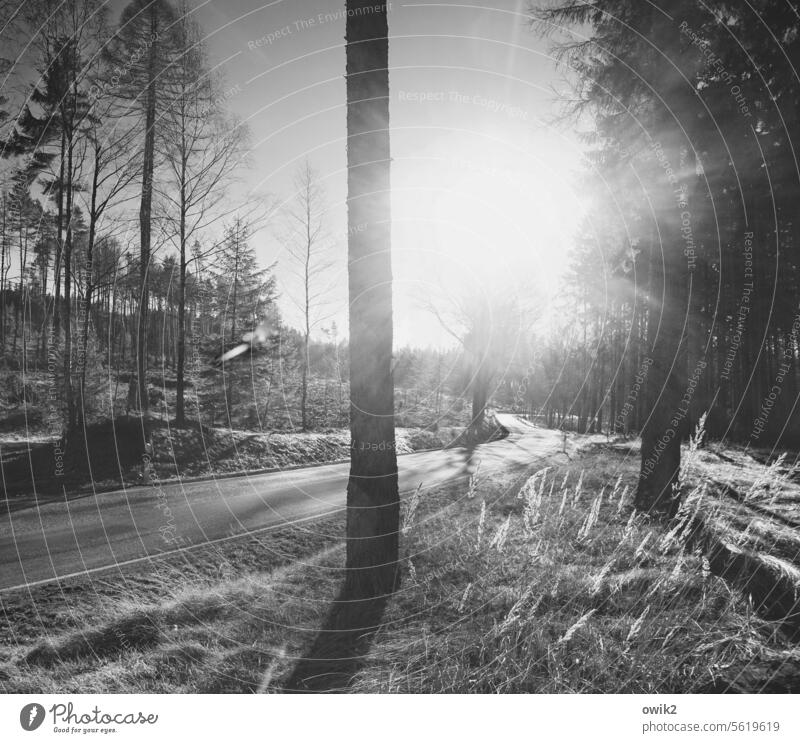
[0,415,560,591]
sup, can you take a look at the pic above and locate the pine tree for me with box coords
[105,0,182,414]
[537,0,709,515]
[214,218,277,425]
[158,4,248,425]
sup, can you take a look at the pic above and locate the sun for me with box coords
[390,128,587,345]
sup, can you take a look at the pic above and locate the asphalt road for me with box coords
[0,415,560,591]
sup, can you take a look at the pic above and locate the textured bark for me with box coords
[635,128,692,517]
[79,143,101,426]
[344,0,399,600]
[301,221,311,431]
[176,219,186,425]
[176,145,187,425]
[63,136,75,430]
[53,131,66,336]
[634,10,692,517]
[0,193,6,354]
[136,7,159,414]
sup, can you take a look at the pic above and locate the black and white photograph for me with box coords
[0,0,799,737]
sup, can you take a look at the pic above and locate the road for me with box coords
[0,415,561,591]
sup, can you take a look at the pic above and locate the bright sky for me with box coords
[129,0,589,347]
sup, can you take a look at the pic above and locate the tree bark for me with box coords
[0,192,6,356]
[63,135,75,431]
[79,143,101,426]
[635,210,689,515]
[137,7,159,414]
[301,209,311,431]
[634,17,692,516]
[176,166,187,426]
[344,0,399,600]
[53,130,66,336]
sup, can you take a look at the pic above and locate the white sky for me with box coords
[96,1,591,347]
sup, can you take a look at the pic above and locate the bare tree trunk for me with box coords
[636,211,689,515]
[12,212,28,357]
[137,8,159,415]
[301,240,310,430]
[230,226,239,342]
[301,331,309,430]
[53,130,66,336]
[176,177,187,426]
[79,143,101,426]
[0,192,6,357]
[301,177,312,431]
[64,137,75,431]
[224,229,240,423]
[634,50,691,516]
[344,0,399,600]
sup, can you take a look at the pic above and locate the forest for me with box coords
[2,3,799,464]
[0,0,483,482]
[1,0,800,701]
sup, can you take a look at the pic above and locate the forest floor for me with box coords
[2,432,799,693]
[0,370,477,498]
[0,419,470,501]
[144,422,463,481]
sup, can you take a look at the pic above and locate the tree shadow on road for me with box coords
[284,586,390,693]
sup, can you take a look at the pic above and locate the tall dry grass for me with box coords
[350,443,796,693]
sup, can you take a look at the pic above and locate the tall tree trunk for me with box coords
[12,289,19,355]
[0,192,6,357]
[301,328,309,431]
[176,197,187,426]
[635,229,689,515]
[64,138,75,431]
[53,130,66,336]
[230,228,239,341]
[79,143,101,426]
[635,113,691,514]
[137,8,159,414]
[12,218,27,357]
[344,0,399,600]
[225,231,240,423]
[301,214,311,431]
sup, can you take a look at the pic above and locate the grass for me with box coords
[0,512,348,693]
[348,447,798,693]
[1,438,797,693]
[146,423,461,481]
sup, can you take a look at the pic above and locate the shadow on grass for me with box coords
[285,416,506,692]
[284,588,390,693]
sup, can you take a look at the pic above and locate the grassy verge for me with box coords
[146,423,462,480]
[349,446,799,693]
[2,440,796,693]
[0,422,463,503]
[0,510,347,693]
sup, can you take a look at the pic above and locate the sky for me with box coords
[120,0,590,347]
